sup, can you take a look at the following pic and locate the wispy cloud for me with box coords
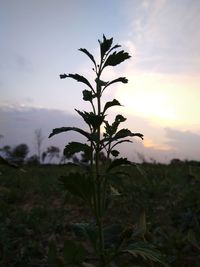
[126,0,200,74]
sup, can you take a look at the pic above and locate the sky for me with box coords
[1,0,200,162]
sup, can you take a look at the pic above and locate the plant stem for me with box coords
[95,67,106,266]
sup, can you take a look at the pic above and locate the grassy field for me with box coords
[0,162,200,266]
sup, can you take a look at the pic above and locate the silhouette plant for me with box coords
[49,35,168,267]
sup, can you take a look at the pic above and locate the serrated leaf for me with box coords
[64,142,92,159]
[104,50,131,68]
[82,89,95,101]
[106,77,128,88]
[75,109,105,130]
[103,115,127,138]
[107,158,132,171]
[114,129,133,139]
[60,173,93,204]
[60,73,93,90]
[103,99,121,114]
[63,240,86,265]
[122,241,169,267]
[79,48,96,67]
[49,127,92,141]
[114,129,144,140]
[99,34,113,58]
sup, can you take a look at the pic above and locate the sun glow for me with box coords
[117,85,177,123]
[143,138,171,151]
[115,71,200,128]
[125,90,175,120]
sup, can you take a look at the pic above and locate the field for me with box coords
[0,162,200,267]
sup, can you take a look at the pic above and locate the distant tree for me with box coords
[46,146,60,163]
[137,152,147,163]
[72,155,79,164]
[34,128,45,163]
[11,144,29,164]
[170,158,182,165]
[1,145,12,159]
[0,135,4,154]
[42,151,47,163]
[27,154,40,165]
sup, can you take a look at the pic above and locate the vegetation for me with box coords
[0,162,200,267]
[48,35,168,266]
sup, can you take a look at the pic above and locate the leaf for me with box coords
[95,78,108,87]
[115,114,127,123]
[114,129,143,140]
[110,150,120,157]
[107,158,132,171]
[99,34,113,58]
[64,142,92,159]
[110,185,121,196]
[104,50,131,68]
[122,241,169,267]
[60,74,67,79]
[104,115,127,138]
[49,127,92,141]
[133,209,147,239]
[114,129,133,139]
[63,240,86,265]
[75,109,105,130]
[82,90,95,101]
[79,48,96,67]
[103,99,121,114]
[60,73,93,90]
[60,172,93,204]
[106,77,128,88]
[108,44,121,53]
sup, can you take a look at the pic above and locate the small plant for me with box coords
[49,35,168,267]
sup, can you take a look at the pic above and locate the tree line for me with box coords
[0,129,107,165]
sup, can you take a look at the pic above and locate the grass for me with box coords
[0,162,200,266]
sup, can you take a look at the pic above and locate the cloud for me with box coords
[0,105,199,163]
[126,0,200,74]
[165,128,200,160]
[0,104,169,162]
[0,105,85,155]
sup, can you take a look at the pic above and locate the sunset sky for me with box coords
[1,0,200,162]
